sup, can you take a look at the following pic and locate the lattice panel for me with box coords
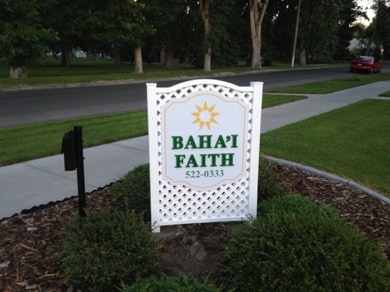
[147,79,263,232]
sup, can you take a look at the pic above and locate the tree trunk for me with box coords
[163,45,175,69]
[251,27,262,68]
[113,45,122,68]
[364,30,376,56]
[61,44,70,67]
[249,0,269,69]
[134,47,143,73]
[199,0,212,71]
[300,48,306,66]
[204,47,211,72]
[10,67,28,78]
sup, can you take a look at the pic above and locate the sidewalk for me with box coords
[1,81,389,220]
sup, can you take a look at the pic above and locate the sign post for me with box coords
[147,79,263,232]
[61,126,86,217]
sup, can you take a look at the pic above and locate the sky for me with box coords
[356,0,375,25]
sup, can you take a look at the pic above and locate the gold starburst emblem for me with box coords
[191,102,220,130]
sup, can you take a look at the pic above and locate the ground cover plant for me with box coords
[60,209,161,291]
[1,160,389,291]
[55,164,390,291]
[261,99,390,196]
[111,164,151,221]
[120,275,220,292]
[222,196,390,291]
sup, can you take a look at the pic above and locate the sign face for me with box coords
[162,91,249,190]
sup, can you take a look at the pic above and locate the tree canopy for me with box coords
[0,0,385,77]
[0,0,56,77]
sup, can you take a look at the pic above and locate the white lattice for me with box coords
[147,79,263,232]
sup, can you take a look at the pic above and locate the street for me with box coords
[0,66,365,128]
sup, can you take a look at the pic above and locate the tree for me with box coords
[137,0,192,70]
[265,0,298,61]
[298,0,340,65]
[335,0,365,60]
[266,0,357,64]
[249,0,269,68]
[82,0,160,72]
[83,0,146,69]
[40,0,86,67]
[0,0,56,77]
[365,0,390,58]
[374,1,390,58]
[148,0,195,68]
[196,0,243,71]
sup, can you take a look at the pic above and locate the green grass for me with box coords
[0,59,257,89]
[0,58,346,90]
[0,110,148,166]
[271,72,390,94]
[261,99,390,196]
[262,94,306,107]
[0,94,302,166]
[379,91,390,97]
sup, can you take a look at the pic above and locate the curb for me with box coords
[265,156,390,205]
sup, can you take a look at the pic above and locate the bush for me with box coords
[121,274,220,292]
[258,194,336,218]
[223,196,390,291]
[60,209,160,291]
[257,158,284,202]
[111,164,151,221]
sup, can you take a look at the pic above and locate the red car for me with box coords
[350,56,382,73]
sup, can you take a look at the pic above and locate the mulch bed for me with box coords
[0,163,389,291]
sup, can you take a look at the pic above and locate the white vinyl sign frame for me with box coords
[147,79,263,232]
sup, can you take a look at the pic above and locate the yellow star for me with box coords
[191,102,219,130]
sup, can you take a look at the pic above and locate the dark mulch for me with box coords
[0,163,389,291]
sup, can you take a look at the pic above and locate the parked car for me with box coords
[349,56,382,73]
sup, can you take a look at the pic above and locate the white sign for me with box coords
[162,90,249,190]
[147,79,263,232]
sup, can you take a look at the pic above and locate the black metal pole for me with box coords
[74,126,86,217]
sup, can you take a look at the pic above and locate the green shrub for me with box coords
[111,164,151,221]
[121,274,220,292]
[223,196,390,291]
[258,158,284,202]
[258,194,336,218]
[60,209,160,291]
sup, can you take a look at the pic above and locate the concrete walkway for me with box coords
[1,81,389,220]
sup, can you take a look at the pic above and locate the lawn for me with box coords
[0,58,347,91]
[380,90,390,97]
[0,110,148,166]
[261,99,390,196]
[0,59,283,90]
[270,72,390,94]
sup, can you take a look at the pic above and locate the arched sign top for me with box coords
[149,78,259,93]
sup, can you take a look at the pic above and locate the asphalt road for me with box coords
[0,66,363,128]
